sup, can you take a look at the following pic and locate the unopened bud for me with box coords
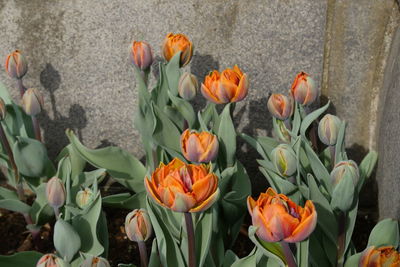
[290,72,318,105]
[5,50,28,79]
[0,98,6,121]
[22,88,44,116]
[36,254,66,267]
[80,255,110,267]
[130,41,153,70]
[76,188,95,209]
[271,144,297,177]
[330,160,359,187]
[46,177,65,209]
[125,209,152,242]
[267,94,293,120]
[318,114,341,146]
[178,72,198,100]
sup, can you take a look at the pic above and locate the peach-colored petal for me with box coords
[247,196,256,215]
[145,178,163,206]
[263,204,299,240]
[185,134,204,162]
[171,192,196,212]
[252,206,278,242]
[190,188,219,213]
[284,201,317,242]
[231,73,248,102]
[201,83,223,104]
[191,174,215,202]
[199,136,219,162]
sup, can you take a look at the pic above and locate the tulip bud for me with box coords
[271,144,297,177]
[330,160,359,187]
[36,254,66,267]
[162,33,193,67]
[22,88,44,116]
[125,209,152,242]
[181,129,219,163]
[178,72,198,100]
[46,177,65,209]
[76,188,95,209]
[318,114,341,146]
[5,50,28,79]
[130,41,153,70]
[0,98,6,121]
[267,94,293,120]
[80,255,111,267]
[290,72,318,105]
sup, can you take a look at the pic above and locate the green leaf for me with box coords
[291,102,301,137]
[196,209,213,267]
[334,121,346,163]
[72,194,104,256]
[165,52,182,96]
[151,103,181,152]
[56,144,86,180]
[102,191,146,210]
[13,136,55,178]
[54,218,81,262]
[148,239,162,267]
[367,218,399,248]
[0,251,43,267]
[231,247,257,267]
[300,101,330,137]
[330,177,355,212]
[344,253,362,267]
[0,199,31,214]
[222,250,238,267]
[239,133,268,159]
[98,211,109,257]
[218,103,236,167]
[345,200,358,253]
[29,183,54,225]
[133,66,151,107]
[357,150,378,192]
[154,63,170,108]
[168,92,196,128]
[296,239,309,267]
[66,130,146,192]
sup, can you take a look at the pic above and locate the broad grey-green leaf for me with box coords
[196,209,213,267]
[300,101,330,137]
[218,103,236,167]
[344,253,362,267]
[357,150,378,193]
[102,191,146,210]
[30,183,53,225]
[151,103,181,152]
[66,130,146,192]
[168,92,196,128]
[0,251,43,267]
[148,239,161,267]
[165,52,182,96]
[54,218,81,262]
[367,218,399,248]
[239,133,268,159]
[231,247,257,267]
[0,199,31,214]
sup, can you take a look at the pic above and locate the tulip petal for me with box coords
[199,136,218,162]
[144,178,164,207]
[247,196,256,215]
[201,83,222,104]
[190,188,219,213]
[171,192,196,212]
[232,74,248,102]
[251,206,279,242]
[191,174,216,202]
[284,200,317,242]
[186,134,204,162]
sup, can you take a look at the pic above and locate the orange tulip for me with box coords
[201,65,248,104]
[267,94,293,120]
[359,246,400,267]
[247,188,317,243]
[145,158,219,213]
[181,129,219,163]
[5,50,28,79]
[130,41,153,70]
[162,33,193,67]
[290,72,318,105]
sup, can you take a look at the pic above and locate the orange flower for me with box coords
[267,94,293,120]
[181,129,219,163]
[247,188,317,243]
[5,50,28,79]
[290,72,317,105]
[359,246,400,267]
[162,33,193,67]
[201,65,248,104]
[130,41,153,70]
[145,158,219,213]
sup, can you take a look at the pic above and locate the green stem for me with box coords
[330,145,336,169]
[185,212,196,267]
[53,207,60,220]
[280,241,297,267]
[16,78,26,98]
[337,212,346,267]
[138,240,148,267]
[31,115,42,142]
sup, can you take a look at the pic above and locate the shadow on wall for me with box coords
[38,63,88,159]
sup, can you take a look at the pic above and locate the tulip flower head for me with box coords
[80,255,111,267]
[318,114,341,146]
[0,98,6,121]
[178,72,199,100]
[359,246,400,267]
[201,65,248,104]
[247,188,317,243]
[162,33,193,67]
[5,50,28,79]
[330,160,359,187]
[267,94,293,120]
[271,144,297,177]
[46,177,65,209]
[145,158,219,213]
[290,72,318,105]
[130,41,153,70]
[22,88,44,116]
[125,209,152,242]
[181,129,219,163]
[36,254,65,267]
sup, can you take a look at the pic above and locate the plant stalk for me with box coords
[138,240,148,267]
[31,115,42,142]
[53,207,60,220]
[16,78,26,98]
[330,145,336,169]
[337,212,346,267]
[184,212,196,267]
[280,241,297,267]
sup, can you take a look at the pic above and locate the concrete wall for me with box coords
[0,0,399,219]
